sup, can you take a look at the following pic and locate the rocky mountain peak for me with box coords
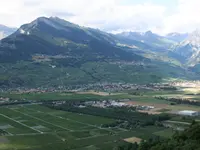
[172,29,200,65]
[184,29,200,47]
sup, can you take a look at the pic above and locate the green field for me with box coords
[0,88,193,102]
[1,88,200,112]
[1,88,199,149]
[154,128,174,138]
[0,105,168,150]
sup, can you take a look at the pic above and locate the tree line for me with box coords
[155,96,200,106]
[116,122,200,150]
[43,101,170,129]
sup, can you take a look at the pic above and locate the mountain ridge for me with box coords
[0,17,198,88]
[166,32,188,42]
[116,31,176,49]
[173,29,200,66]
[0,17,144,63]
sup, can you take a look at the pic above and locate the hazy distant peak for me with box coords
[0,24,17,39]
[166,32,188,43]
[145,30,153,35]
[167,32,181,37]
[181,29,200,47]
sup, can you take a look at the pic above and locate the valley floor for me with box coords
[0,105,168,150]
[1,82,200,150]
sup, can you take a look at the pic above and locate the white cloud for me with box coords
[163,0,200,34]
[0,0,200,34]
[0,0,166,32]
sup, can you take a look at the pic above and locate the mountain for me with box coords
[116,31,175,49]
[166,32,188,43]
[0,17,144,63]
[0,17,197,88]
[173,29,200,66]
[0,24,17,40]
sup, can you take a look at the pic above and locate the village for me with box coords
[0,81,179,93]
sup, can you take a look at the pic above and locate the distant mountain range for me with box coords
[116,30,200,67]
[172,29,200,66]
[116,31,190,48]
[0,17,199,88]
[0,24,17,40]
[166,32,188,43]
[117,31,176,48]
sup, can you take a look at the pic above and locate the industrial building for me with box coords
[178,110,200,116]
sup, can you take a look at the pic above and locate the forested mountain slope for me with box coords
[0,17,198,88]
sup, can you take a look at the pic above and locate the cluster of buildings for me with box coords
[0,83,141,93]
[170,81,200,88]
[1,82,177,94]
[81,82,165,92]
[82,100,156,113]
[109,61,145,66]
[84,100,128,108]
[136,105,155,111]
[0,97,9,103]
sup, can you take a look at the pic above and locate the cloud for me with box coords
[0,0,199,34]
[71,3,166,33]
[0,0,165,31]
[163,0,200,34]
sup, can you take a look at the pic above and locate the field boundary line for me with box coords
[164,120,190,125]
[23,106,115,132]
[4,132,52,136]
[75,134,107,140]
[0,113,42,134]
[50,113,126,133]
[10,109,73,132]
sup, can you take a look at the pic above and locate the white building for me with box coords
[178,110,199,116]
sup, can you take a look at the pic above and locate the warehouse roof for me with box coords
[179,110,197,114]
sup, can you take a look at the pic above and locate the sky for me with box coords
[0,0,200,35]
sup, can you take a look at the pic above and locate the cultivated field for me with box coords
[1,87,199,149]
[122,88,200,114]
[0,105,167,150]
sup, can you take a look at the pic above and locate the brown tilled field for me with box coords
[124,137,142,144]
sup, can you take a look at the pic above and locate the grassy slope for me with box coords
[0,59,195,88]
